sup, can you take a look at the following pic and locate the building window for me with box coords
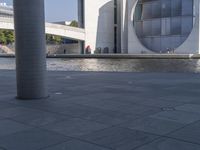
[114,7,117,24]
[114,26,117,53]
[134,0,194,53]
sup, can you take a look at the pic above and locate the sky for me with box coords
[0,0,78,22]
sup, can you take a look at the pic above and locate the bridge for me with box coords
[0,17,85,41]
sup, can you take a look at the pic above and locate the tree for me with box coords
[69,20,78,27]
[0,30,6,45]
[0,30,14,45]
[46,34,62,44]
[4,30,14,44]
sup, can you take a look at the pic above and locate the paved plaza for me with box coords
[0,70,200,150]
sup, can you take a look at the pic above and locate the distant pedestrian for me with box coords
[64,49,66,54]
[86,45,91,54]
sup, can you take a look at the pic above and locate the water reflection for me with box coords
[0,58,200,73]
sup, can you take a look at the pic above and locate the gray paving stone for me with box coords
[175,104,200,114]
[9,100,69,113]
[75,99,161,117]
[0,128,70,150]
[80,127,159,150]
[1,70,200,149]
[120,117,184,135]
[150,110,200,124]
[41,118,108,137]
[135,137,200,150]
[0,119,31,137]
[136,99,184,108]
[12,110,67,127]
[0,106,43,118]
[41,140,111,150]
[58,103,139,125]
[0,101,16,110]
[0,116,4,120]
[168,121,200,144]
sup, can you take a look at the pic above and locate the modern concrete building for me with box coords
[0,3,13,18]
[79,0,199,54]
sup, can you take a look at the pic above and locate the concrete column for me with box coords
[79,41,85,54]
[14,0,48,99]
[78,0,85,54]
[120,0,128,53]
[78,0,85,28]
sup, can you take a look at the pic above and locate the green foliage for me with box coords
[0,30,70,45]
[0,30,14,45]
[69,20,78,27]
[46,34,62,44]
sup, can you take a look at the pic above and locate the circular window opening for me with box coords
[134,0,194,53]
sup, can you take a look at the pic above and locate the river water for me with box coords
[0,57,200,73]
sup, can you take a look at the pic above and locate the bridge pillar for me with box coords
[13,0,48,99]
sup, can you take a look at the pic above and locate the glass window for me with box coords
[114,7,117,24]
[172,0,181,16]
[152,19,161,36]
[161,18,170,35]
[134,0,194,53]
[142,3,152,19]
[182,17,193,35]
[182,0,193,16]
[152,37,161,52]
[143,20,152,36]
[161,0,171,17]
[161,37,172,51]
[152,2,161,18]
[142,0,157,3]
[171,17,181,35]
[135,21,143,37]
[135,4,142,21]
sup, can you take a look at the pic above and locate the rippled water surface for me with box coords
[1,58,200,73]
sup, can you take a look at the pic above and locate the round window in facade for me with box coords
[134,0,194,53]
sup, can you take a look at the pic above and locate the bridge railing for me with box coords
[46,22,85,33]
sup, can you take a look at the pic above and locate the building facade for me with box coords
[80,0,200,54]
[0,3,13,18]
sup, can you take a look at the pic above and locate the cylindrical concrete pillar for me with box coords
[14,0,48,99]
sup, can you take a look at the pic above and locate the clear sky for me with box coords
[0,0,78,22]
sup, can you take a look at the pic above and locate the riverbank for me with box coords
[1,53,200,59]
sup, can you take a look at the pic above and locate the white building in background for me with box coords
[0,3,13,18]
[79,0,199,54]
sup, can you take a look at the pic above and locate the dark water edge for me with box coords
[0,57,200,73]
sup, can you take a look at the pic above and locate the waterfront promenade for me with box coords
[0,70,200,149]
[1,53,200,59]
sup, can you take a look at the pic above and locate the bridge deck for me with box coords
[0,17,85,41]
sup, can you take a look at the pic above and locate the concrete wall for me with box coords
[125,0,200,54]
[47,44,80,54]
[0,44,80,54]
[84,0,114,53]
